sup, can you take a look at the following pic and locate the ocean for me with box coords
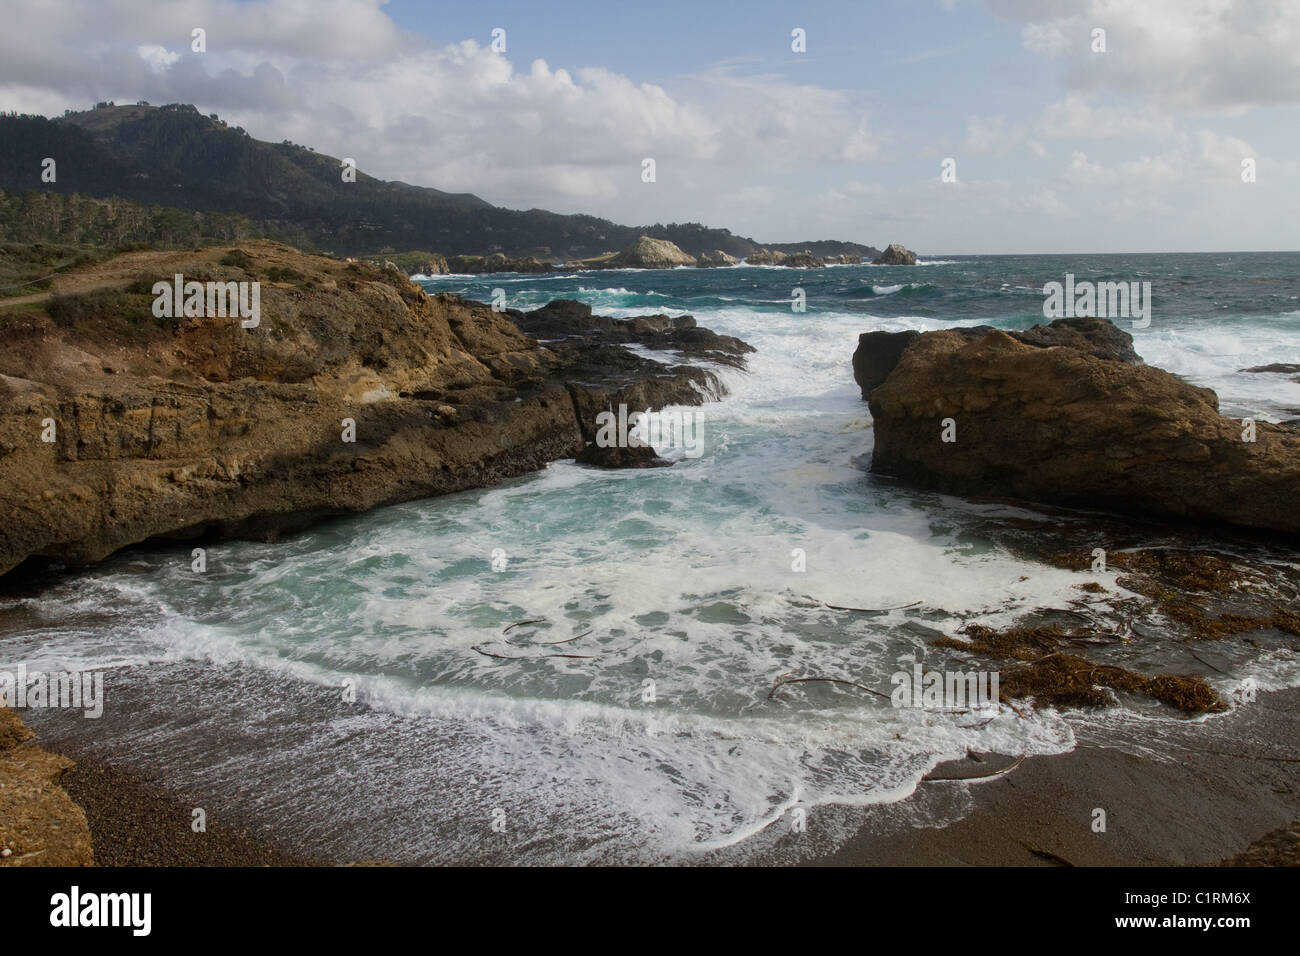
[5,252,1300,863]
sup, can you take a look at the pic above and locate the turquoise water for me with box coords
[5,254,1300,862]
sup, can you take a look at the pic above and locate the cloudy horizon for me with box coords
[2,0,1298,253]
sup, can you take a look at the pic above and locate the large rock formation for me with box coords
[853,330,921,399]
[696,250,738,268]
[603,236,697,270]
[0,242,748,576]
[853,317,1141,400]
[507,299,748,465]
[863,321,1300,534]
[872,243,918,266]
[415,254,449,276]
[0,707,94,866]
[744,248,826,268]
[516,299,753,370]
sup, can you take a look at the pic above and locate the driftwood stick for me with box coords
[923,752,1027,783]
[819,599,922,613]
[508,629,592,647]
[1185,645,1232,676]
[767,676,891,701]
[1022,841,1076,867]
[473,643,597,661]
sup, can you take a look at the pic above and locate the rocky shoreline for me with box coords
[0,241,752,578]
[416,235,916,274]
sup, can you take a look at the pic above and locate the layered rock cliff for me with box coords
[0,241,745,576]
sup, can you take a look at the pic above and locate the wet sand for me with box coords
[26,669,1300,866]
[58,758,321,866]
[818,684,1300,866]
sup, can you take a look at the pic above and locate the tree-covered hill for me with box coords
[0,104,878,261]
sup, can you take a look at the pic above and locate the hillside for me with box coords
[0,104,880,261]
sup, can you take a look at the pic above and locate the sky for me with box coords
[1,0,1298,253]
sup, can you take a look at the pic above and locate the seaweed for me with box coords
[934,624,1226,714]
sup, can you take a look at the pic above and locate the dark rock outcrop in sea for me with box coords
[695,250,738,268]
[744,249,826,268]
[515,299,754,370]
[872,243,918,266]
[860,317,1300,534]
[0,242,749,576]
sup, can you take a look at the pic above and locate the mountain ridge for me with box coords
[0,103,882,261]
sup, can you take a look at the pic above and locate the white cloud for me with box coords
[1038,94,1175,139]
[963,114,1019,153]
[0,0,881,224]
[988,0,1300,111]
[137,45,180,74]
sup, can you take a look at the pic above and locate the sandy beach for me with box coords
[19,665,1300,867]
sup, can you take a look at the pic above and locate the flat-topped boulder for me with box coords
[853,317,1142,400]
[873,243,918,266]
[696,250,738,268]
[863,322,1300,534]
[744,248,826,268]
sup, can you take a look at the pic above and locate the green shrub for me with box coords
[45,288,173,339]
[265,265,305,283]
[220,249,254,270]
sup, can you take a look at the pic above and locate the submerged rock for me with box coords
[865,322,1300,534]
[872,243,918,266]
[575,442,671,469]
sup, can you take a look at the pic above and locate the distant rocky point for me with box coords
[393,236,880,275]
[873,243,918,266]
[448,253,552,274]
[603,236,698,270]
